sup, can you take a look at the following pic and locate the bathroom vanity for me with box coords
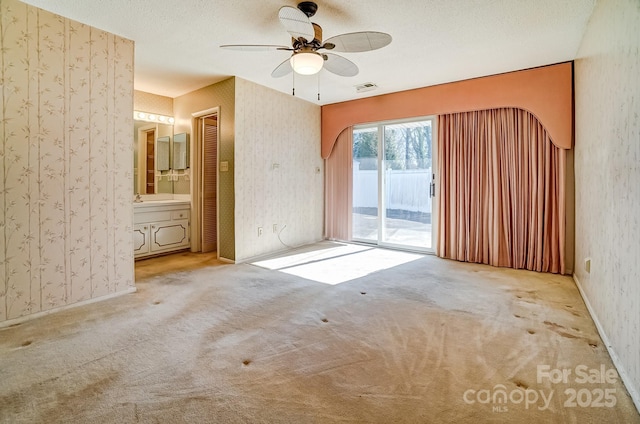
[134,200,191,259]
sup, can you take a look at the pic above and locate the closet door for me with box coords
[201,116,218,253]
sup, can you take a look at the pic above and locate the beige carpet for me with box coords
[1,242,638,423]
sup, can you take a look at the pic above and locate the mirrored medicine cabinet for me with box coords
[133,120,190,195]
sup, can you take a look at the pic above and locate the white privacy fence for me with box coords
[352,162,433,213]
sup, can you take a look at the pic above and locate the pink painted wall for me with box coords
[321,62,573,158]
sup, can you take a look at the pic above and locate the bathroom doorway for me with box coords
[145,129,155,193]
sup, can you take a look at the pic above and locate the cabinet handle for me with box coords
[179,213,183,217]
[143,226,148,230]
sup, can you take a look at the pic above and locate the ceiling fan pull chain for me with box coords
[317,72,320,101]
[292,70,296,96]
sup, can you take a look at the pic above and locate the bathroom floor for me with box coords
[134,250,221,281]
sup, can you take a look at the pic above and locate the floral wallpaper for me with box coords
[234,78,323,262]
[574,0,640,404]
[0,0,135,323]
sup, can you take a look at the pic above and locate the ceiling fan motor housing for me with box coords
[297,1,318,17]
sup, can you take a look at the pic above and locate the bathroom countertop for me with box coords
[133,199,191,209]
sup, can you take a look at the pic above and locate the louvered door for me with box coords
[201,117,218,252]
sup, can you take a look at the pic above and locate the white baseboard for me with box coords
[572,274,640,414]
[218,256,235,264]
[0,286,137,329]
[238,238,326,264]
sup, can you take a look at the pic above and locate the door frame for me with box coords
[190,107,220,256]
[352,115,438,253]
[136,124,156,195]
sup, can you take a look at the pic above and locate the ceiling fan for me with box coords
[220,1,392,79]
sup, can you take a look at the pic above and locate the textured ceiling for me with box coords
[22,0,595,105]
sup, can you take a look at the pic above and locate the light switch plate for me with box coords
[585,258,591,273]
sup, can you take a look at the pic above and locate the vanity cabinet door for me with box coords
[150,219,190,252]
[134,224,151,255]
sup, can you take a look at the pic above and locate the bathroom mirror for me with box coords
[134,121,174,194]
[173,133,189,170]
[157,136,171,171]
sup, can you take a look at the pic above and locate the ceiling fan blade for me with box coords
[323,31,392,52]
[271,58,293,78]
[278,6,314,41]
[220,44,291,51]
[323,53,358,77]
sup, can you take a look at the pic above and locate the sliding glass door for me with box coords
[352,118,436,251]
[352,127,379,243]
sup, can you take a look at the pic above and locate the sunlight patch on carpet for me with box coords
[251,242,424,285]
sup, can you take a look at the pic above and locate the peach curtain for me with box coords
[437,108,566,274]
[325,127,353,240]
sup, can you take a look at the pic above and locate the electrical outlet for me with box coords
[273,224,278,233]
[258,227,263,237]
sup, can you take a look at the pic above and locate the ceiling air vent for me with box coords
[355,82,377,93]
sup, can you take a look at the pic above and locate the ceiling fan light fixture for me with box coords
[290,51,323,75]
